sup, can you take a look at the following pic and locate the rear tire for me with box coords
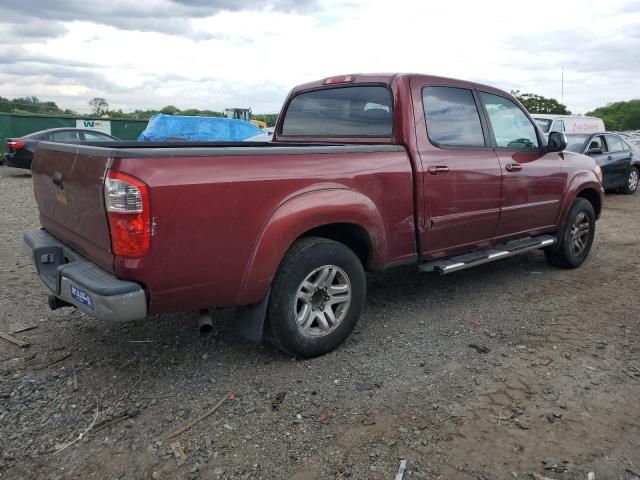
[544,198,595,269]
[266,237,366,358]
[620,166,639,195]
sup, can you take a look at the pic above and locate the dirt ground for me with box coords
[0,163,639,480]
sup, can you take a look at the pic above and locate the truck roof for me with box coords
[290,73,509,97]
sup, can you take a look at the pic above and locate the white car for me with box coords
[532,114,605,134]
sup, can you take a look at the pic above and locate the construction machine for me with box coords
[224,108,267,129]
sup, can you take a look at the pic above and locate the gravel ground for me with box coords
[1,164,639,480]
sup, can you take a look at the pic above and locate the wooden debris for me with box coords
[165,391,231,439]
[11,325,38,334]
[93,414,129,434]
[395,459,407,480]
[468,343,490,354]
[0,331,30,348]
[621,368,640,381]
[37,353,72,369]
[53,402,99,454]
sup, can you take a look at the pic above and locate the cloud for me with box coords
[0,0,318,39]
[0,0,639,115]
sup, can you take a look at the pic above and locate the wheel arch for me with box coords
[558,172,603,226]
[575,187,602,219]
[236,188,387,305]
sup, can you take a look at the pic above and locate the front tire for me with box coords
[545,198,595,269]
[267,237,366,358]
[620,166,639,195]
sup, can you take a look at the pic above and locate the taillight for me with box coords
[104,171,151,258]
[7,140,25,150]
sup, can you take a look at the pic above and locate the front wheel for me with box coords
[620,166,639,195]
[545,198,596,269]
[266,237,366,358]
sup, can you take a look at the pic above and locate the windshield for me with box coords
[281,85,393,137]
[533,118,552,133]
[565,134,590,153]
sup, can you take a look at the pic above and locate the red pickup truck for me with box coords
[25,73,604,357]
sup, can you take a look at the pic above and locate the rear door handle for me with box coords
[506,163,522,172]
[428,165,449,175]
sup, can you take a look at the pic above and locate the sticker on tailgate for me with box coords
[70,285,94,309]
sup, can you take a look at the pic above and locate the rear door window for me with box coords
[52,131,82,142]
[82,131,113,141]
[281,86,392,137]
[480,92,540,149]
[604,134,624,153]
[422,86,485,147]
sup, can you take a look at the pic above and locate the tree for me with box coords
[0,96,65,115]
[253,113,278,127]
[511,90,571,114]
[160,105,180,115]
[89,97,109,116]
[587,99,640,131]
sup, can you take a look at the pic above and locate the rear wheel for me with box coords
[620,166,639,195]
[267,237,366,358]
[545,198,595,269]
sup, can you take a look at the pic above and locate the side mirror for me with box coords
[587,147,603,155]
[547,131,567,152]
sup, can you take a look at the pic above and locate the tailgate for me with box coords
[31,143,114,272]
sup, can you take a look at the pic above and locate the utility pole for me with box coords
[561,66,564,106]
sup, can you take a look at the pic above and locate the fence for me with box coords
[0,113,148,155]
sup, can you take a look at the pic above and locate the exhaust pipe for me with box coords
[197,309,213,335]
[48,295,73,311]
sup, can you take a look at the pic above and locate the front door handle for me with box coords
[428,165,449,175]
[607,156,613,161]
[506,163,522,172]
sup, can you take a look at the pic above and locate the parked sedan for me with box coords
[3,128,119,170]
[565,132,639,194]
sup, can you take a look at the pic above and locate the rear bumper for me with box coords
[24,229,147,321]
[5,154,32,169]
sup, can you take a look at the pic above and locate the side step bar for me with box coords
[419,235,557,275]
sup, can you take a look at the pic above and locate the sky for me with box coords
[0,0,639,115]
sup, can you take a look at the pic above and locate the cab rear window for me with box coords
[281,86,393,137]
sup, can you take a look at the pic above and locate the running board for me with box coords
[419,235,557,274]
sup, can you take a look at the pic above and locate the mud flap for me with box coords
[234,289,270,343]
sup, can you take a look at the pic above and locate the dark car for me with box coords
[3,128,119,170]
[565,133,639,194]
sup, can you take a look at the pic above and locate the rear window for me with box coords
[281,86,393,137]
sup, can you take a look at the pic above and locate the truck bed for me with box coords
[30,141,415,314]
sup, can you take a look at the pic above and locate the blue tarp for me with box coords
[137,114,262,141]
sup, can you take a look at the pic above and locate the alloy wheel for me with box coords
[294,265,351,337]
